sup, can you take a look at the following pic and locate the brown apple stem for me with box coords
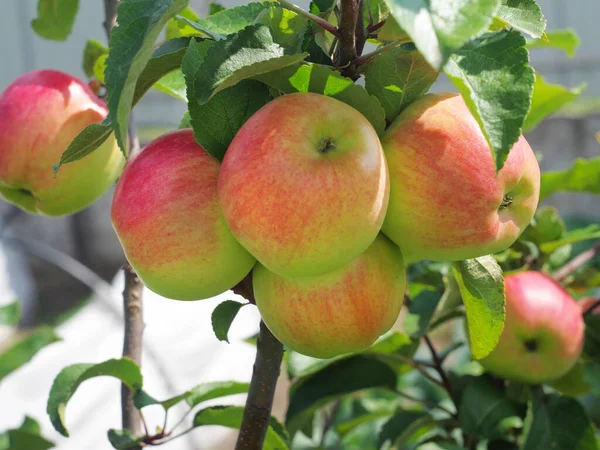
[235,320,284,450]
[121,264,145,436]
[552,241,600,283]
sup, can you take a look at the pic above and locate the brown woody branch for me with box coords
[336,0,365,79]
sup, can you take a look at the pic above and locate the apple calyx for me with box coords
[499,193,514,210]
[523,338,538,352]
[317,137,337,154]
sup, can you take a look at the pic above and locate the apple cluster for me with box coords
[0,70,546,362]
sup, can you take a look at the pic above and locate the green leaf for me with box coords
[107,429,142,450]
[210,2,226,14]
[47,358,143,436]
[153,69,187,101]
[383,0,501,69]
[255,63,386,135]
[404,291,442,339]
[193,406,290,450]
[31,0,79,41]
[584,314,600,360]
[0,327,60,381]
[363,45,439,121]
[458,376,521,441]
[82,39,108,79]
[452,256,505,360]
[195,2,270,36]
[520,206,565,245]
[55,38,190,171]
[540,157,600,201]
[286,355,398,434]
[179,111,191,128]
[377,15,409,42]
[521,392,597,450]
[182,39,273,159]
[93,54,108,83]
[185,381,250,408]
[194,24,308,104]
[211,300,247,343]
[527,29,580,58]
[0,301,21,326]
[166,6,200,39]
[105,0,189,152]
[523,73,585,132]
[540,225,600,253]
[256,6,309,55]
[377,410,434,449]
[493,0,546,39]
[5,430,54,450]
[444,30,534,170]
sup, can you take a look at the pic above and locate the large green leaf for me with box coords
[363,44,439,122]
[211,300,248,343]
[153,69,187,101]
[31,0,79,41]
[382,0,501,69]
[452,256,505,360]
[256,6,309,54]
[55,38,190,171]
[166,6,201,39]
[523,73,585,132]
[540,225,600,253]
[107,429,142,450]
[105,0,189,151]
[404,291,442,339]
[458,376,521,441]
[255,63,386,135]
[493,0,546,39]
[377,410,435,449]
[47,358,143,436]
[444,30,534,170]
[286,355,398,434]
[193,406,289,450]
[0,301,21,326]
[195,2,270,36]
[0,327,60,381]
[527,29,580,58]
[521,392,597,450]
[193,24,308,104]
[540,157,600,201]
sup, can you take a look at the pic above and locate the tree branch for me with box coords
[584,298,600,317]
[552,241,600,283]
[121,264,145,435]
[103,0,119,40]
[277,0,339,37]
[336,0,361,79]
[235,320,284,450]
[424,335,455,402]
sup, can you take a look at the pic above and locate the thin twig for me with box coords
[277,0,339,37]
[235,320,284,450]
[367,20,385,33]
[320,400,342,447]
[103,0,119,40]
[584,298,600,317]
[424,336,454,400]
[352,38,411,66]
[385,353,446,389]
[393,388,456,417]
[553,241,600,282]
[121,264,145,435]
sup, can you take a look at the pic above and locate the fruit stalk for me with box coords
[236,320,284,450]
[552,241,600,282]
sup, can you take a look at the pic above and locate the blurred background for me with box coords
[0,0,598,449]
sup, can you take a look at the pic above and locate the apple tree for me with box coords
[1,0,600,449]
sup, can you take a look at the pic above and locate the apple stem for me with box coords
[277,0,340,38]
[235,320,285,450]
[552,241,600,283]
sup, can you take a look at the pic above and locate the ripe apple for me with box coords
[381,93,540,262]
[479,271,584,384]
[111,129,256,301]
[218,92,389,278]
[253,234,405,359]
[0,69,124,216]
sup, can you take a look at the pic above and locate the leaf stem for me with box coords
[352,38,411,66]
[423,336,454,402]
[277,0,340,37]
[235,320,284,450]
[393,388,456,417]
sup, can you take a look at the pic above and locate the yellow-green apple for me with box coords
[218,92,389,278]
[381,93,540,262]
[253,234,405,358]
[0,69,124,216]
[479,271,584,384]
[111,129,256,301]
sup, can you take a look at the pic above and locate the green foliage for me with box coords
[31,0,79,41]
[404,291,442,339]
[452,256,505,360]
[444,30,535,170]
[82,39,108,79]
[211,300,248,342]
[0,327,60,381]
[107,429,142,450]
[0,417,54,450]
[47,358,143,436]
[105,0,189,152]
[540,157,600,201]
[527,28,580,57]
[256,63,386,135]
[523,73,585,132]
[193,406,290,449]
[0,301,21,326]
[152,69,187,101]
[377,410,435,448]
[383,0,501,70]
[166,6,201,39]
[363,44,439,122]
[492,0,546,38]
